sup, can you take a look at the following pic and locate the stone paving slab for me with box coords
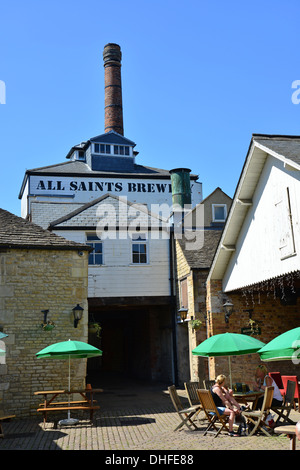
[0,406,299,451]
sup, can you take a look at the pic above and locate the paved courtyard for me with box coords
[0,376,299,452]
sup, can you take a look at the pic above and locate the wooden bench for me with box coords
[38,400,97,407]
[35,389,101,428]
[0,415,16,438]
[37,404,100,427]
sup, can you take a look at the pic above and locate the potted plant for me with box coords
[88,322,102,338]
[190,319,202,331]
[41,320,56,331]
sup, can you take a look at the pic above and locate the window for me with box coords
[86,234,103,265]
[78,151,85,160]
[180,278,188,309]
[114,145,130,156]
[212,204,227,222]
[131,233,147,264]
[94,143,111,154]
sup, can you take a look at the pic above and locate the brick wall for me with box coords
[206,278,300,386]
[0,248,88,418]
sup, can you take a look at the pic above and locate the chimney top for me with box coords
[103,43,122,65]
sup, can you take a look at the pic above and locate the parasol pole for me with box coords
[68,354,71,421]
[228,356,232,389]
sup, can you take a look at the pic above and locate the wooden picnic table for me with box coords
[233,391,264,409]
[274,425,298,450]
[34,388,103,427]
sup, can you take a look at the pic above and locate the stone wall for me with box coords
[0,248,88,418]
[175,239,209,384]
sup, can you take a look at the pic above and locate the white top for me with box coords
[263,375,283,402]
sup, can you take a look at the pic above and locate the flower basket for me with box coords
[88,323,102,338]
[41,321,55,331]
[190,319,202,331]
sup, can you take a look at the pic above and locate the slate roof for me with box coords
[48,193,168,229]
[0,208,90,250]
[177,229,222,269]
[253,134,300,166]
[22,160,172,177]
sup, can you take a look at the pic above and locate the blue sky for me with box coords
[1,0,300,216]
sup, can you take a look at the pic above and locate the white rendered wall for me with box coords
[53,229,171,298]
[223,155,300,292]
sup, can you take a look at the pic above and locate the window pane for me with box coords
[214,206,225,220]
[100,144,105,153]
[120,146,124,155]
[139,244,146,254]
[94,243,102,254]
[106,145,111,154]
[94,143,100,153]
[114,145,119,155]
[95,253,103,264]
[140,253,147,263]
[125,147,129,155]
[132,244,139,254]
[88,253,94,264]
[87,234,101,241]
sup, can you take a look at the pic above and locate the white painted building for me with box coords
[18,44,203,383]
[209,134,300,292]
[205,134,300,382]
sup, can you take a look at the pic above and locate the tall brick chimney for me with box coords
[103,43,124,136]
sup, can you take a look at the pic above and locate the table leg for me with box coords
[290,435,296,451]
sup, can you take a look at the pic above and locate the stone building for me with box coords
[0,208,90,417]
[174,188,232,384]
[206,134,300,385]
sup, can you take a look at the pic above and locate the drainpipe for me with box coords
[169,226,178,386]
[169,168,192,385]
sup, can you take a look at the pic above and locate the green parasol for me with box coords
[36,339,102,425]
[192,332,265,388]
[258,327,300,362]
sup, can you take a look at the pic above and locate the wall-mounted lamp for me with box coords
[243,308,254,320]
[177,306,189,323]
[223,301,234,323]
[41,309,49,324]
[73,304,84,328]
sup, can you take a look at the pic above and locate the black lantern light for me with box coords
[73,304,84,328]
[177,306,189,323]
[223,300,234,324]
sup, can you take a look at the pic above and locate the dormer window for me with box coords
[78,151,85,160]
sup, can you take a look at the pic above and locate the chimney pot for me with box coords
[170,168,192,208]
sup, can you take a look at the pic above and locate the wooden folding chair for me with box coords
[203,379,215,390]
[243,386,274,436]
[282,375,299,410]
[197,389,229,438]
[168,385,201,431]
[272,380,296,425]
[184,381,200,406]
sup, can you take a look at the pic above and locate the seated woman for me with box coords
[253,364,283,409]
[211,374,243,437]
